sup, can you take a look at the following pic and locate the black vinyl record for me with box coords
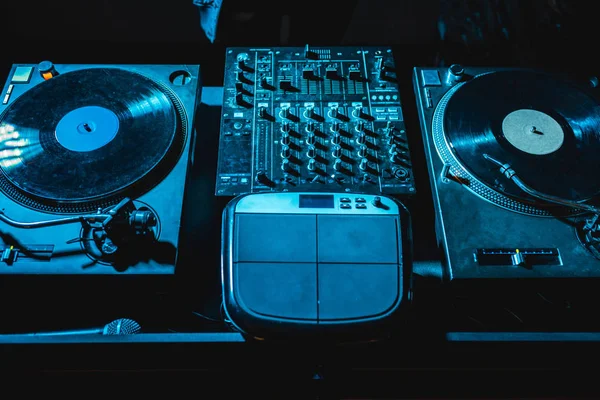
[443,70,600,203]
[0,68,182,203]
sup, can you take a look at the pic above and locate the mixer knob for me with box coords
[305,106,316,120]
[331,121,340,132]
[326,67,338,80]
[332,145,342,159]
[281,121,292,133]
[355,120,365,132]
[386,135,395,145]
[306,121,316,132]
[255,171,271,184]
[333,158,342,171]
[307,145,317,159]
[302,67,314,79]
[359,158,368,171]
[235,82,244,92]
[281,145,291,159]
[307,158,316,171]
[260,77,273,90]
[331,133,341,145]
[352,105,363,119]
[389,143,397,155]
[356,132,366,145]
[235,92,245,105]
[237,59,249,71]
[330,107,341,119]
[279,79,293,91]
[235,71,244,82]
[348,67,361,81]
[281,158,293,172]
[358,145,368,158]
[385,121,395,136]
[258,107,269,119]
[390,151,403,164]
[306,132,316,145]
[281,107,291,119]
[281,132,291,145]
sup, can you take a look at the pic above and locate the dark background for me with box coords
[2,0,600,395]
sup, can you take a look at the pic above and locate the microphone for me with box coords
[27,318,141,336]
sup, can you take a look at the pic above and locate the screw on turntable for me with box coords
[414,66,600,279]
[0,62,201,274]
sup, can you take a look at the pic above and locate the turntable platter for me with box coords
[442,70,600,202]
[0,68,184,204]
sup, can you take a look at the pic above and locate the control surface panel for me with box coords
[216,45,416,196]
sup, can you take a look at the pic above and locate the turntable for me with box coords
[414,65,600,279]
[0,62,201,274]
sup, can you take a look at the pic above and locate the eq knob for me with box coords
[307,158,316,171]
[358,145,367,158]
[330,107,340,119]
[260,77,273,90]
[281,107,292,119]
[281,145,291,159]
[281,132,291,145]
[306,121,316,132]
[356,132,366,145]
[331,133,341,145]
[330,121,340,132]
[258,107,269,119]
[281,121,291,133]
[332,145,342,159]
[333,158,342,171]
[235,92,245,105]
[306,132,316,145]
[305,106,315,119]
[355,120,365,132]
[359,158,368,171]
[390,151,403,164]
[307,145,317,159]
[389,144,398,155]
[281,158,293,172]
[385,121,395,136]
[386,135,395,145]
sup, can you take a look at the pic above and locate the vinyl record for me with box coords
[0,68,183,203]
[443,70,600,203]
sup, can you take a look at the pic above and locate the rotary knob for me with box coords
[331,133,341,145]
[359,158,368,171]
[307,145,317,159]
[306,121,316,132]
[355,120,365,132]
[332,145,342,159]
[356,132,366,145]
[330,121,340,132]
[281,121,291,132]
[386,135,395,145]
[307,158,316,171]
[306,132,316,145]
[305,107,315,119]
[281,158,293,172]
[330,107,341,119]
[281,132,291,145]
[385,121,395,136]
[390,151,403,163]
[333,158,342,171]
[358,145,367,158]
[389,144,397,154]
[258,107,269,119]
[281,107,291,119]
[281,145,291,159]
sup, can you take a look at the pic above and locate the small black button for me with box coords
[340,197,351,203]
[356,204,367,209]
[340,204,351,209]
[355,198,366,203]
